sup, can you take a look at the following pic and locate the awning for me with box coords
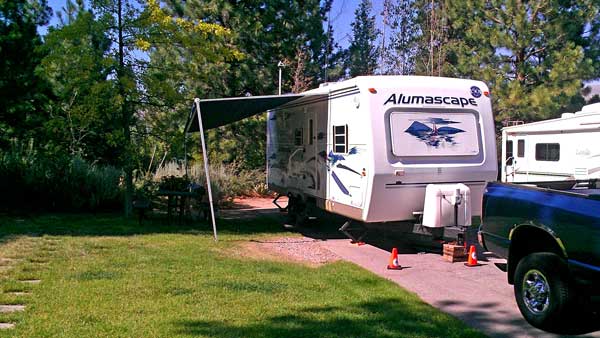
[185,92,327,242]
[186,94,309,133]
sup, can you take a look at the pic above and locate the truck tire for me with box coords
[514,252,574,331]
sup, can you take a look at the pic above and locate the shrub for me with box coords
[153,161,268,205]
[0,139,122,212]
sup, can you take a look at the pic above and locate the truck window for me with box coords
[535,143,560,161]
[517,139,525,157]
[389,112,480,157]
[333,125,348,153]
[506,140,513,165]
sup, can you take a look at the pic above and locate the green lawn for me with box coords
[0,214,486,338]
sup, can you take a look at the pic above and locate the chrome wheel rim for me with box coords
[522,269,550,314]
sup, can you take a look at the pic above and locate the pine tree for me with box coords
[0,0,52,147]
[446,0,599,122]
[347,0,380,77]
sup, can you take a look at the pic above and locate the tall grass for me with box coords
[0,140,122,212]
[154,161,268,204]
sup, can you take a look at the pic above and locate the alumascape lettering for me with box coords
[384,93,478,107]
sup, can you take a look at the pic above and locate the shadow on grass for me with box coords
[0,212,289,242]
[172,297,485,338]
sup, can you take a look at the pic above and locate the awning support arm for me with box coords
[194,98,218,241]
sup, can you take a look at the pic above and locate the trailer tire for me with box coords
[284,194,304,228]
[514,252,574,331]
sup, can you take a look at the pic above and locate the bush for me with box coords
[0,139,122,212]
[153,161,268,205]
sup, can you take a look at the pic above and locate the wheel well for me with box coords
[508,226,565,284]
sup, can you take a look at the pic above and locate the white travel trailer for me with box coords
[501,103,600,183]
[266,76,498,225]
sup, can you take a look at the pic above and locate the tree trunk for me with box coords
[117,0,133,217]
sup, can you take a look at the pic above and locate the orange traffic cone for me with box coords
[464,245,479,267]
[387,247,402,270]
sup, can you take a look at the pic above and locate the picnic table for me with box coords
[156,188,206,224]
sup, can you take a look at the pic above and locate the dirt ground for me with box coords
[237,237,340,267]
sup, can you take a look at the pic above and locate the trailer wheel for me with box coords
[514,252,574,331]
[285,195,304,228]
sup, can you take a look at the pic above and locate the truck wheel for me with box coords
[514,252,574,331]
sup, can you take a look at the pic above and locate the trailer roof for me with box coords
[186,94,308,132]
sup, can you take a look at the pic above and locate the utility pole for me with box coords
[277,61,285,95]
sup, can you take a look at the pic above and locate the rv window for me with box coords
[506,140,513,165]
[389,112,480,156]
[333,125,348,153]
[535,143,560,161]
[517,140,525,157]
[294,128,303,146]
[308,119,314,145]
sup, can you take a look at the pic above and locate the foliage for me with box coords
[0,214,486,338]
[157,175,190,191]
[0,140,122,212]
[0,0,52,148]
[347,0,380,77]
[381,0,418,75]
[37,0,241,215]
[39,1,119,162]
[445,0,600,122]
[154,161,268,205]
[142,0,332,172]
[411,0,450,76]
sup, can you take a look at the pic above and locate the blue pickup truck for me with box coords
[479,181,600,331]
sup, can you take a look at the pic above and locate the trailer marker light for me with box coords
[368,88,377,94]
[483,91,490,97]
[362,168,366,176]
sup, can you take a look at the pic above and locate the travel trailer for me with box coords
[501,103,600,183]
[266,76,498,226]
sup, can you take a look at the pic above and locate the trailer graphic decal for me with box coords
[323,147,362,196]
[336,163,362,176]
[405,118,465,147]
[331,171,351,196]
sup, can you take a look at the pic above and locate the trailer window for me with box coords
[535,143,560,161]
[506,140,513,165]
[308,119,314,145]
[294,128,303,146]
[333,125,348,153]
[517,140,525,157]
[389,112,480,156]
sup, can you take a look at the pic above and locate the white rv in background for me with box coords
[267,76,498,225]
[501,103,600,183]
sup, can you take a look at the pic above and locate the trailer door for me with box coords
[504,138,515,182]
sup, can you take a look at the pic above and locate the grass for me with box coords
[0,214,486,338]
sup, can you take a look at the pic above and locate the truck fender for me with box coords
[507,223,568,284]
